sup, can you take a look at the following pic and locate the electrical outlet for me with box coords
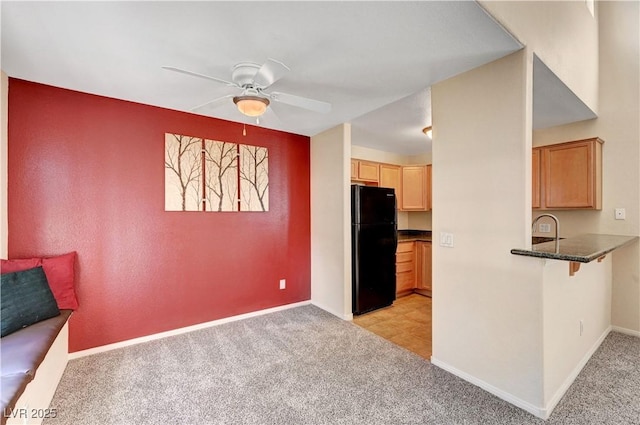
[279,279,286,290]
[615,208,626,220]
[579,319,584,336]
[539,223,551,233]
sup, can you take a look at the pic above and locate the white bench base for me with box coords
[5,322,68,425]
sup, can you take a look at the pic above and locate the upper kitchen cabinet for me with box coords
[351,159,379,183]
[379,164,402,200]
[534,138,603,210]
[401,165,432,211]
[532,148,541,209]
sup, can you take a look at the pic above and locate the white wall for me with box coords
[311,124,352,320]
[1,71,8,258]
[351,145,409,166]
[532,0,640,334]
[542,256,612,409]
[481,0,599,113]
[431,50,547,413]
[430,3,632,418]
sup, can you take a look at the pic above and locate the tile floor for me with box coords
[353,293,432,360]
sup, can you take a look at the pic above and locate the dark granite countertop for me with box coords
[398,230,432,242]
[511,234,638,263]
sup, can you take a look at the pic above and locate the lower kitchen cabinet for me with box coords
[396,241,415,296]
[416,241,432,294]
[396,240,432,297]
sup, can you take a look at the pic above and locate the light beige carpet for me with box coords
[45,306,639,424]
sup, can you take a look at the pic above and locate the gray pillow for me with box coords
[1,266,60,337]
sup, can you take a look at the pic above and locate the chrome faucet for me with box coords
[532,213,560,253]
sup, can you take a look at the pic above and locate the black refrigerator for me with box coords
[351,185,398,315]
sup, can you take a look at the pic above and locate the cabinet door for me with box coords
[532,148,541,209]
[426,164,432,211]
[351,159,358,180]
[401,166,427,211]
[416,242,432,291]
[543,140,600,209]
[379,164,401,201]
[358,161,379,182]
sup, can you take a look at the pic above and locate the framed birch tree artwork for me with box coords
[240,144,269,211]
[164,133,203,211]
[204,140,238,212]
[164,133,269,212]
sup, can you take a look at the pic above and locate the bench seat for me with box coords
[1,310,71,425]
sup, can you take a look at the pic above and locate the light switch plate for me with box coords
[440,232,454,248]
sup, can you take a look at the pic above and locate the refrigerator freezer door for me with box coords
[352,185,396,225]
[352,223,397,314]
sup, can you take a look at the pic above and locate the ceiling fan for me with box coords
[162,58,331,119]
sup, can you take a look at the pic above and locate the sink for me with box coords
[532,236,565,245]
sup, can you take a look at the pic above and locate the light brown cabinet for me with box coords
[415,241,432,293]
[351,159,379,182]
[401,165,431,211]
[532,148,541,209]
[379,164,402,200]
[396,242,416,296]
[534,138,603,210]
[426,164,432,211]
[351,158,432,211]
[350,159,358,180]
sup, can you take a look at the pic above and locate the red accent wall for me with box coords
[7,79,311,352]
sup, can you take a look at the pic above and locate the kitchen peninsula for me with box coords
[511,234,637,276]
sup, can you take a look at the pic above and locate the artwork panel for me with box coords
[164,133,203,211]
[204,139,238,212]
[239,144,269,212]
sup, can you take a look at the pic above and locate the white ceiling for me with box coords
[2,1,570,156]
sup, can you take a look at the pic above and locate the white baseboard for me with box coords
[69,300,311,359]
[544,325,611,418]
[611,325,640,338]
[310,300,353,321]
[432,325,615,421]
[430,357,547,419]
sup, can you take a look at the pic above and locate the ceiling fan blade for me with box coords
[252,58,290,88]
[261,105,283,125]
[162,66,237,87]
[190,94,234,112]
[270,91,332,114]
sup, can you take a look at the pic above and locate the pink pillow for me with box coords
[1,252,78,310]
[1,257,43,273]
[41,252,78,310]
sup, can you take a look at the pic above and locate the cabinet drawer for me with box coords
[397,242,414,253]
[396,252,414,264]
[396,262,414,274]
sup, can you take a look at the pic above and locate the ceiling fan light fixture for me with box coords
[422,125,432,138]
[233,95,270,117]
